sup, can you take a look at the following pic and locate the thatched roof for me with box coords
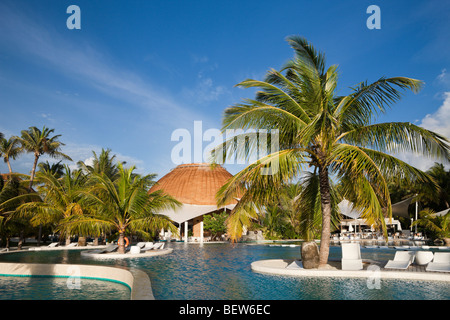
[149,163,236,206]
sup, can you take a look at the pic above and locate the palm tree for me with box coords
[214,36,450,266]
[62,163,180,254]
[0,136,22,174]
[412,208,450,241]
[77,148,122,180]
[0,174,37,249]
[38,160,65,178]
[14,166,88,245]
[16,126,72,191]
[424,163,450,210]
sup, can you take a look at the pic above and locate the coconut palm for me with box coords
[412,208,450,241]
[0,174,37,249]
[214,36,450,266]
[38,160,65,178]
[14,166,88,245]
[62,163,180,254]
[0,136,22,174]
[423,163,450,210]
[77,148,122,180]
[16,126,72,191]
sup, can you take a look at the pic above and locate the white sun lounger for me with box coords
[66,242,78,248]
[341,243,363,270]
[137,242,146,249]
[426,252,450,272]
[141,242,156,251]
[153,242,164,250]
[384,251,415,269]
[47,242,59,248]
[286,260,303,269]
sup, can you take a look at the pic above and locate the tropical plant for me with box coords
[412,208,450,240]
[38,160,65,178]
[16,126,72,191]
[0,175,37,249]
[77,148,122,180]
[213,36,450,265]
[203,212,228,241]
[12,166,88,245]
[0,136,23,174]
[421,163,450,210]
[62,163,180,254]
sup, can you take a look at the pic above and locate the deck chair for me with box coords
[137,242,146,249]
[341,243,363,270]
[286,260,303,269]
[66,242,78,248]
[104,244,118,253]
[384,251,415,269]
[47,242,59,248]
[426,252,450,272]
[141,242,156,251]
[153,242,164,250]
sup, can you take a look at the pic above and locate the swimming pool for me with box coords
[0,243,448,300]
[0,276,130,300]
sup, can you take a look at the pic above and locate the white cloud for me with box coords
[392,92,450,171]
[420,92,450,138]
[182,76,229,104]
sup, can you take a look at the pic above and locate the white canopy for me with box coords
[338,199,363,219]
[391,197,414,218]
[157,203,236,224]
[338,199,402,230]
[433,208,450,217]
[339,198,415,220]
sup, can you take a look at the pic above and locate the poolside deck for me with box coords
[251,259,450,282]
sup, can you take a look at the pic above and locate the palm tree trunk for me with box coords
[18,230,24,250]
[28,153,39,191]
[318,165,332,266]
[118,232,125,254]
[6,159,12,175]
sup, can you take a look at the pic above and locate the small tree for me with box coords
[412,208,450,241]
[204,212,228,241]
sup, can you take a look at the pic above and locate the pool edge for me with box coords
[0,262,154,300]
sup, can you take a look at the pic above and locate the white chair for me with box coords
[66,242,78,248]
[341,243,363,270]
[426,252,450,272]
[384,251,415,269]
[153,242,164,250]
[129,245,141,254]
[47,242,59,248]
[286,260,303,269]
[415,251,434,265]
[141,242,155,251]
[136,242,146,249]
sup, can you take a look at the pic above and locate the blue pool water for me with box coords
[0,276,130,300]
[0,243,449,300]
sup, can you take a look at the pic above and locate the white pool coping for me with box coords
[0,262,154,300]
[251,259,450,282]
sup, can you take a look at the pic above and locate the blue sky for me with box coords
[0,0,449,179]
